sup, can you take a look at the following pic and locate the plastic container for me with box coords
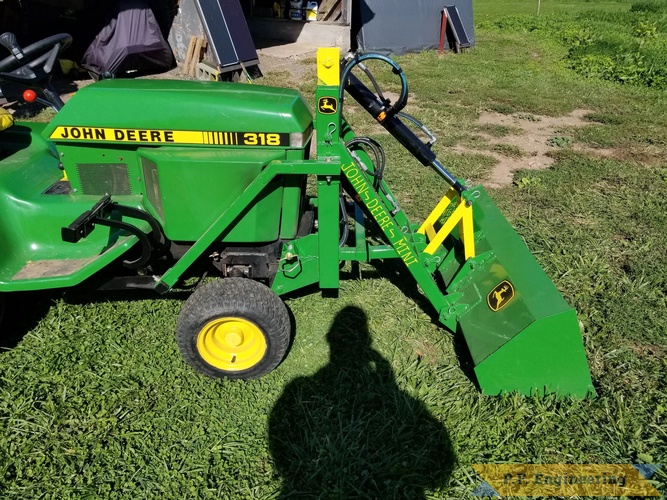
[305,1,318,21]
[289,0,303,20]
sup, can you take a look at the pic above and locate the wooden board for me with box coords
[182,35,196,75]
[317,0,342,21]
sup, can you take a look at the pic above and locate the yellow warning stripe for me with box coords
[50,126,285,146]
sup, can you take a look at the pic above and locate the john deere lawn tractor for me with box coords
[0,33,595,397]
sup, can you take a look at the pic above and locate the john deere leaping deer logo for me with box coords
[318,97,338,114]
[487,280,515,312]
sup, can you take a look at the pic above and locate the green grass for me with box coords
[474,0,630,23]
[1,0,666,498]
[491,143,526,157]
[546,135,574,148]
[478,0,667,89]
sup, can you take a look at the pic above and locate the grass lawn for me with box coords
[1,0,666,498]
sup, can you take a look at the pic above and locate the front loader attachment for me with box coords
[426,187,595,397]
[327,50,595,397]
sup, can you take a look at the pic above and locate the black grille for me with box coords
[76,163,131,195]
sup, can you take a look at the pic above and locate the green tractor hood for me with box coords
[42,79,312,144]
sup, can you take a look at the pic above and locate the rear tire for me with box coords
[176,278,291,379]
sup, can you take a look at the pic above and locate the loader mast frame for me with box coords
[272,49,596,397]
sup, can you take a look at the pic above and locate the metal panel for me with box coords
[141,157,164,221]
[445,5,472,48]
[195,0,259,69]
[355,0,474,54]
[168,0,205,65]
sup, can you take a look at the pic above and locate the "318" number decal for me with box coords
[242,132,287,146]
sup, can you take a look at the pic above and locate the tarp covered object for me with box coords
[354,0,474,55]
[82,0,175,78]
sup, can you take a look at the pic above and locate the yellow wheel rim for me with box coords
[196,317,267,371]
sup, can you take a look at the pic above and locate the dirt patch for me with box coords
[629,342,667,359]
[453,109,616,188]
[256,44,317,80]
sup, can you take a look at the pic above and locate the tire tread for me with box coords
[176,278,291,379]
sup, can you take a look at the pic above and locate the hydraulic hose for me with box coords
[338,193,349,247]
[344,72,466,194]
[345,137,386,188]
[345,137,401,215]
[339,53,408,120]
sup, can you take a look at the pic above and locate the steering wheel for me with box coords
[0,32,72,87]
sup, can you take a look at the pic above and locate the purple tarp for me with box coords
[82,0,174,78]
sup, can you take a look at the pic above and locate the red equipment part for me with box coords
[439,9,448,54]
[23,89,37,102]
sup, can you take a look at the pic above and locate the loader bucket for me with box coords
[438,186,596,397]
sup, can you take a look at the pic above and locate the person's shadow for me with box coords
[269,306,455,498]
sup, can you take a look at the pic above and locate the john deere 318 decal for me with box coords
[50,126,289,147]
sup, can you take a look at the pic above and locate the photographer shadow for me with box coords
[269,306,455,498]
